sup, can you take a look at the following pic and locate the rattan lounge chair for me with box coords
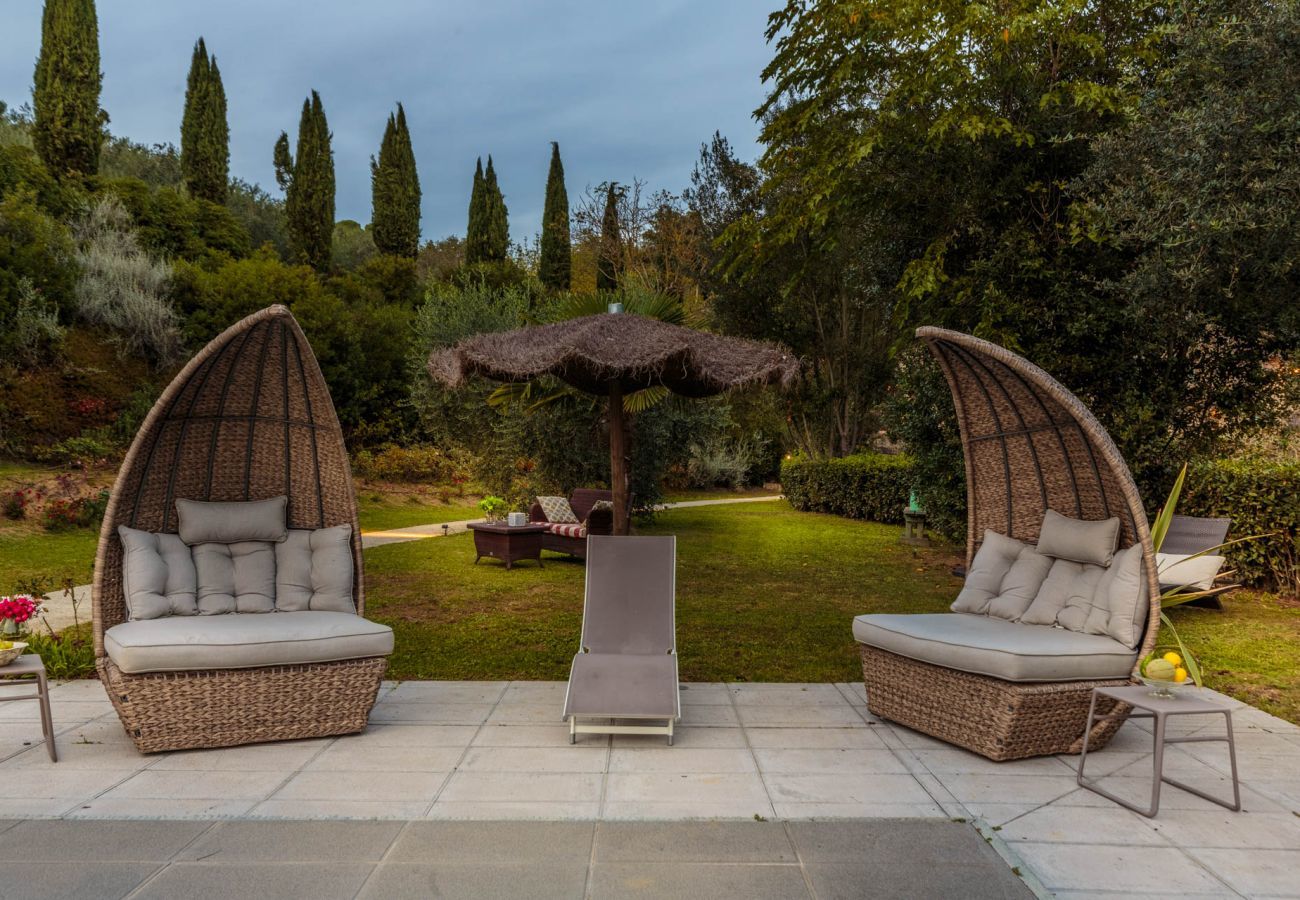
[563,535,680,745]
[92,306,389,753]
[855,327,1162,761]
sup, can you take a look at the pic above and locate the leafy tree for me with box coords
[483,155,509,261]
[332,219,376,270]
[370,103,421,258]
[275,91,334,271]
[596,182,621,292]
[1072,0,1300,487]
[180,37,229,204]
[538,142,571,290]
[32,0,107,178]
[464,157,487,264]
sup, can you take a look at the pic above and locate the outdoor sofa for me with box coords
[529,488,615,558]
[92,306,393,753]
[854,327,1162,761]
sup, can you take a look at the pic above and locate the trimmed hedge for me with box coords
[782,453,915,524]
[1180,458,1300,592]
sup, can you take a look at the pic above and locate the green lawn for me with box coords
[660,487,783,503]
[357,496,481,532]
[366,500,1300,724]
[0,528,98,590]
[365,501,960,683]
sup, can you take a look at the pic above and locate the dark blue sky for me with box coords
[0,1,774,242]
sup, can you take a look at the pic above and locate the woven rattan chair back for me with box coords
[917,326,1162,670]
[92,305,363,655]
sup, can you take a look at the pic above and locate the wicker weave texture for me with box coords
[917,327,1162,670]
[92,306,385,753]
[860,646,1129,761]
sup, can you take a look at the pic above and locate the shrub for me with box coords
[686,436,758,489]
[72,197,183,364]
[2,277,64,363]
[782,452,915,524]
[2,487,38,520]
[1180,458,1300,592]
[24,621,95,679]
[41,488,109,532]
[352,445,473,485]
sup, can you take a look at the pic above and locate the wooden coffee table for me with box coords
[469,522,547,569]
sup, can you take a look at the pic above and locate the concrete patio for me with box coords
[1,678,1298,898]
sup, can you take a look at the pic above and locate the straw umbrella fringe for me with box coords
[429,311,798,534]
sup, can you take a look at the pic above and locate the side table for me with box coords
[0,654,58,762]
[468,521,547,570]
[1077,684,1238,817]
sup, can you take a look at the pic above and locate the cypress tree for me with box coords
[370,103,421,258]
[483,155,509,261]
[277,91,335,271]
[180,38,229,204]
[465,157,486,264]
[538,142,571,290]
[596,182,621,292]
[32,0,106,178]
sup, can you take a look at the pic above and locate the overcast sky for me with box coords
[0,1,773,242]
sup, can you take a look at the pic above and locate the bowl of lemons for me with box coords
[1139,651,1194,698]
[0,639,26,667]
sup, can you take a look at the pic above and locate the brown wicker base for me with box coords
[860,646,1131,762]
[98,656,388,754]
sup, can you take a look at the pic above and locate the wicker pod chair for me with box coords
[93,305,388,753]
[858,327,1162,761]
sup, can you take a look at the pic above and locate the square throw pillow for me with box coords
[275,525,355,613]
[1156,552,1225,591]
[1036,508,1120,567]
[1019,558,1100,627]
[536,495,579,524]
[192,541,276,614]
[176,496,288,546]
[118,526,198,619]
[951,530,1052,618]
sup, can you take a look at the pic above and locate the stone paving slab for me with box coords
[0,679,1296,897]
[0,819,1029,900]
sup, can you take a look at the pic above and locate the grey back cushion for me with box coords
[176,496,288,546]
[1096,543,1148,648]
[951,530,1053,620]
[1019,558,1107,627]
[192,541,276,614]
[118,526,198,619]
[1036,509,1120,567]
[275,525,356,613]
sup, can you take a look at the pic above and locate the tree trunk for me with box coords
[608,381,630,535]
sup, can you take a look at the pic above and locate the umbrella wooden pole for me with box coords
[608,382,630,535]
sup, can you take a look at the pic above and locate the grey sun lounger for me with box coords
[563,535,680,745]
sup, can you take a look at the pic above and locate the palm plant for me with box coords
[1149,464,1261,687]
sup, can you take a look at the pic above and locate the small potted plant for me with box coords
[0,594,43,666]
[478,495,508,523]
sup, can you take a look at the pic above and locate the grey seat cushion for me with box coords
[275,525,355,613]
[118,526,198,619]
[563,652,679,719]
[192,541,276,614]
[176,496,288,545]
[853,613,1136,682]
[104,611,394,674]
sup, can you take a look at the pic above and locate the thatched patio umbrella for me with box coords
[429,310,798,534]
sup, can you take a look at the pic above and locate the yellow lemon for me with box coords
[1163,651,1183,667]
[1174,667,1188,683]
[1144,658,1176,681]
[0,641,11,650]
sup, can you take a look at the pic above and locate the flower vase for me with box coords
[1,618,17,638]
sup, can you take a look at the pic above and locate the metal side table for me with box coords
[0,654,58,762]
[1077,684,1238,817]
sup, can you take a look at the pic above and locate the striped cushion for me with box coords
[547,522,587,539]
